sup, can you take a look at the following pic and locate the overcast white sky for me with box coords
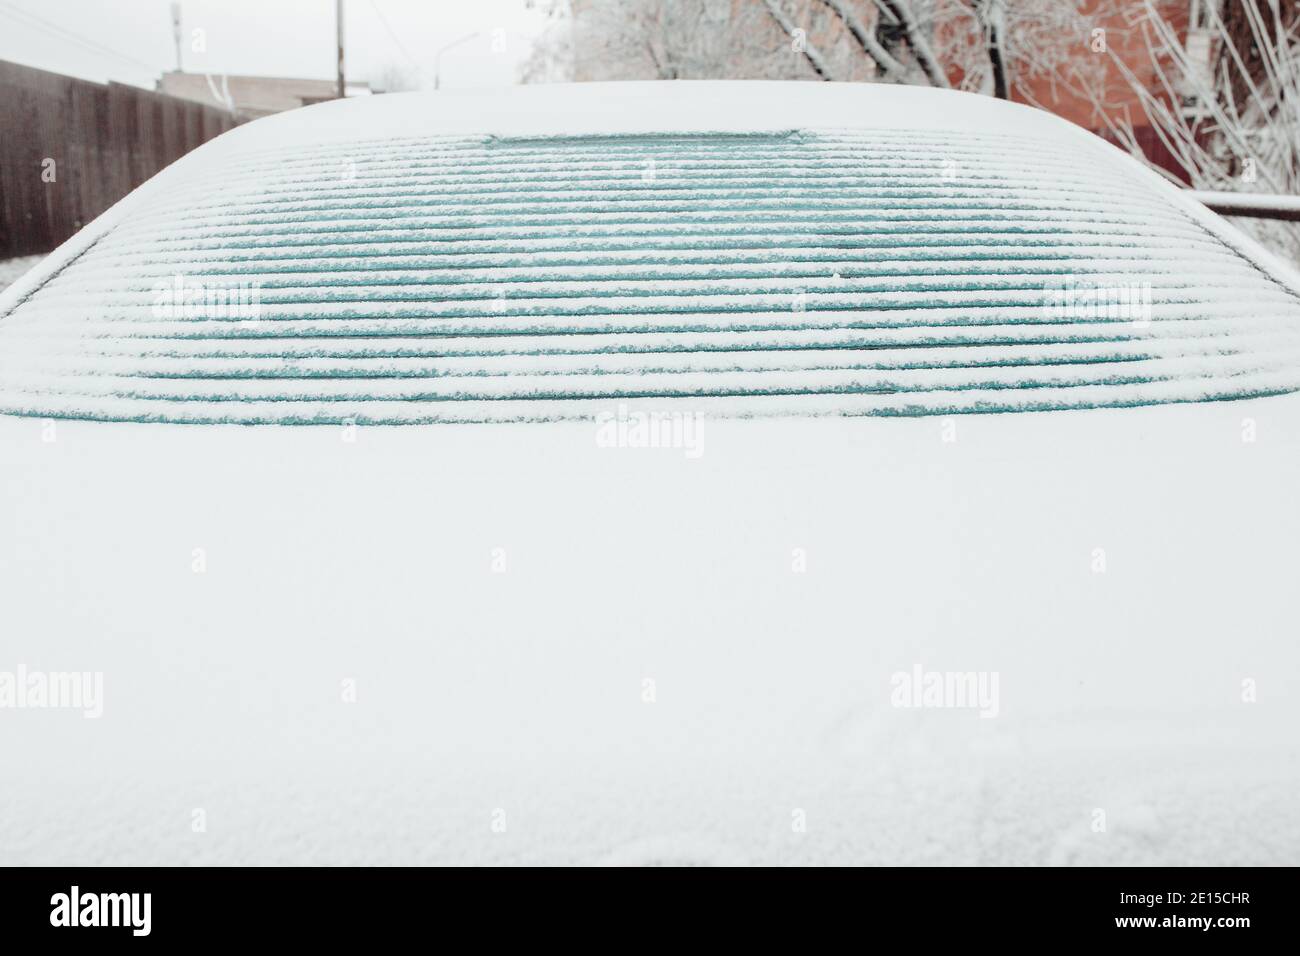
[0,0,553,91]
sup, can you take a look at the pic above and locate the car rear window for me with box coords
[2,128,1298,423]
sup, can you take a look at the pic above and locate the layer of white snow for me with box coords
[1189,190,1300,215]
[1,399,1298,864]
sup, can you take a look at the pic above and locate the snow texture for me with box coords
[1189,190,1300,214]
[1,400,1297,865]
[2,82,1299,423]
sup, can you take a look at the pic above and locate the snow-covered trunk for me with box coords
[973,0,1009,99]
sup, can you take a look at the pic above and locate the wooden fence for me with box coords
[0,59,242,259]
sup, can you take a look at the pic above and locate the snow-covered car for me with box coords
[1,81,1297,865]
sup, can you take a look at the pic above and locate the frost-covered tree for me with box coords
[371,63,422,94]
[1093,1,1300,190]
[523,0,1111,98]
[522,0,876,83]
[1083,0,1300,260]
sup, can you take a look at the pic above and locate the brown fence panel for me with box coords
[0,59,242,259]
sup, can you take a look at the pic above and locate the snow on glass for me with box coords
[1,82,1299,424]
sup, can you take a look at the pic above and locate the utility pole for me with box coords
[171,2,183,73]
[336,0,345,99]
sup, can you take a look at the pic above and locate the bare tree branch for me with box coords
[761,0,835,81]
[874,0,951,88]
[814,0,907,81]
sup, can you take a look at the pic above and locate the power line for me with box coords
[367,0,421,72]
[0,0,158,76]
[0,1,157,73]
